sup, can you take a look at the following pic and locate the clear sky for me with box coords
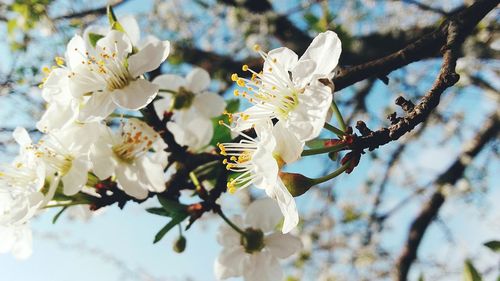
[0,1,498,281]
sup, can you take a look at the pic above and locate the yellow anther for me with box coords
[253,44,261,51]
[242,114,249,121]
[230,156,237,161]
[55,56,65,66]
[218,120,225,125]
[236,79,245,87]
[231,73,239,82]
[233,89,239,96]
[222,159,228,164]
[268,67,272,72]
[225,163,233,170]
[42,66,51,74]
[242,64,249,71]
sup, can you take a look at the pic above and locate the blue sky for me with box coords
[0,0,498,280]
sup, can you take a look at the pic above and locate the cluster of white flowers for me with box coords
[0,10,344,281]
[218,30,342,234]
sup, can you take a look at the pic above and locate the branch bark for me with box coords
[395,110,500,281]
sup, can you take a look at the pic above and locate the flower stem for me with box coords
[109,113,141,119]
[301,143,347,156]
[324,122,346,137]
[159,89,177,95]
[311,161,350,185]
[217,209,246,236]
[330,100,346,132]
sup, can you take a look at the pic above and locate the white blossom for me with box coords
[232,31,341,142]
[214,198,302,281]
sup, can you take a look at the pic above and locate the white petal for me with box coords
[37,99,79,133]
[245,198,282,232]
[137,156,165,193]
[111,79,158,110]
[242,252,283,281]
[115,165,148,199]
[90,136,116,180]
[120,15,140,46]
[291,58,316,88]
[96,30,132,61]
[153,95,173,119]
[62,157,90,196]
[68,65,105,98]
[272,121,304,164]
[265,180,299,233]
[216,215,243,247]
[78,92,117,122]
[193,92,226,118]
[264,232,302,258]
[128,40,170,77]
[152,74,185,92]
[167,116,213,151]
[298,30,342,77]
[11,225,33,260]
[214,246,245,280]
[264,47,298,74]
[286,81,332,142]
[13,127,31,148]
[233,105,273,133]
[66,35,87,69]
[185,67,210,93]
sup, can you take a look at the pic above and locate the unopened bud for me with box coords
[280,172,315,197]
[173,235,186,253]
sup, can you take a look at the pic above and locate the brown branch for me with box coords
[333,0,499,92]
[395,110,500,281]
[348,0,499,153]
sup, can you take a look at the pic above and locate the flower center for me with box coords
[230,46,303,123]
[240,227,265,254]
[172,87,195,110]
[112,129,156,163]
[218,138,259,194]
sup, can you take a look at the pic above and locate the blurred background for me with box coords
[0,0,498,280]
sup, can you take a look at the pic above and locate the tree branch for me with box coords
[395,110,500,281]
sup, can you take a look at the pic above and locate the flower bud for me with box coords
[173,235,186,253]
[280,172,315,197]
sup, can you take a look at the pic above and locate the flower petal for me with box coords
[120,15,141,46]
[291,58,316,88]
[264,47,298,74]
[65,35,87,69]
[265,179,299,233]
[128,39,170,77]
[214,246,245,280]
[115,165,148,200]
[111,79,159,110]
[298,30,342,77]
[96,30,132,61]
[272,121,304,164]
[153,95,173,119]
[245,198,282,232]
[152,74,185,92]
[90,135,116,180]
[264,232,302,259]
[78,92,117,122]
[242,252,283,281]
[137,156,166,193]
[193,92,226,118]
[186,67,210,93]
[62,156,90,196]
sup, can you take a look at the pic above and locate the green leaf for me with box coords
[463,259,483,281]
[146,207,171,217]
[305,139,330,149]
[225,99,240,113]
[158,197,188,215]
[484,241,500,252]
[52,206,68,224]
[153,213,189,243]
[88,33,104,48]
[106,6,124,32]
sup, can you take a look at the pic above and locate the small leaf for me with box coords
[153,213,189,243]
[464,259,483,281]
[146,207,171,217]
[88,33,104,48]
[157,197,188,215]
[52,206,68,224]
[484,241,500,252]
[106,6,124,32]
[225,99,240,113]
[305,139,330,149]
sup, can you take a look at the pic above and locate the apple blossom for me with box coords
[218,121,303,233]
[0,224,33,260]
[153,67,226,151]
[215,198,302,281]
[231,30,341,142]
[60,29,169,121]
[90,118,168,199]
